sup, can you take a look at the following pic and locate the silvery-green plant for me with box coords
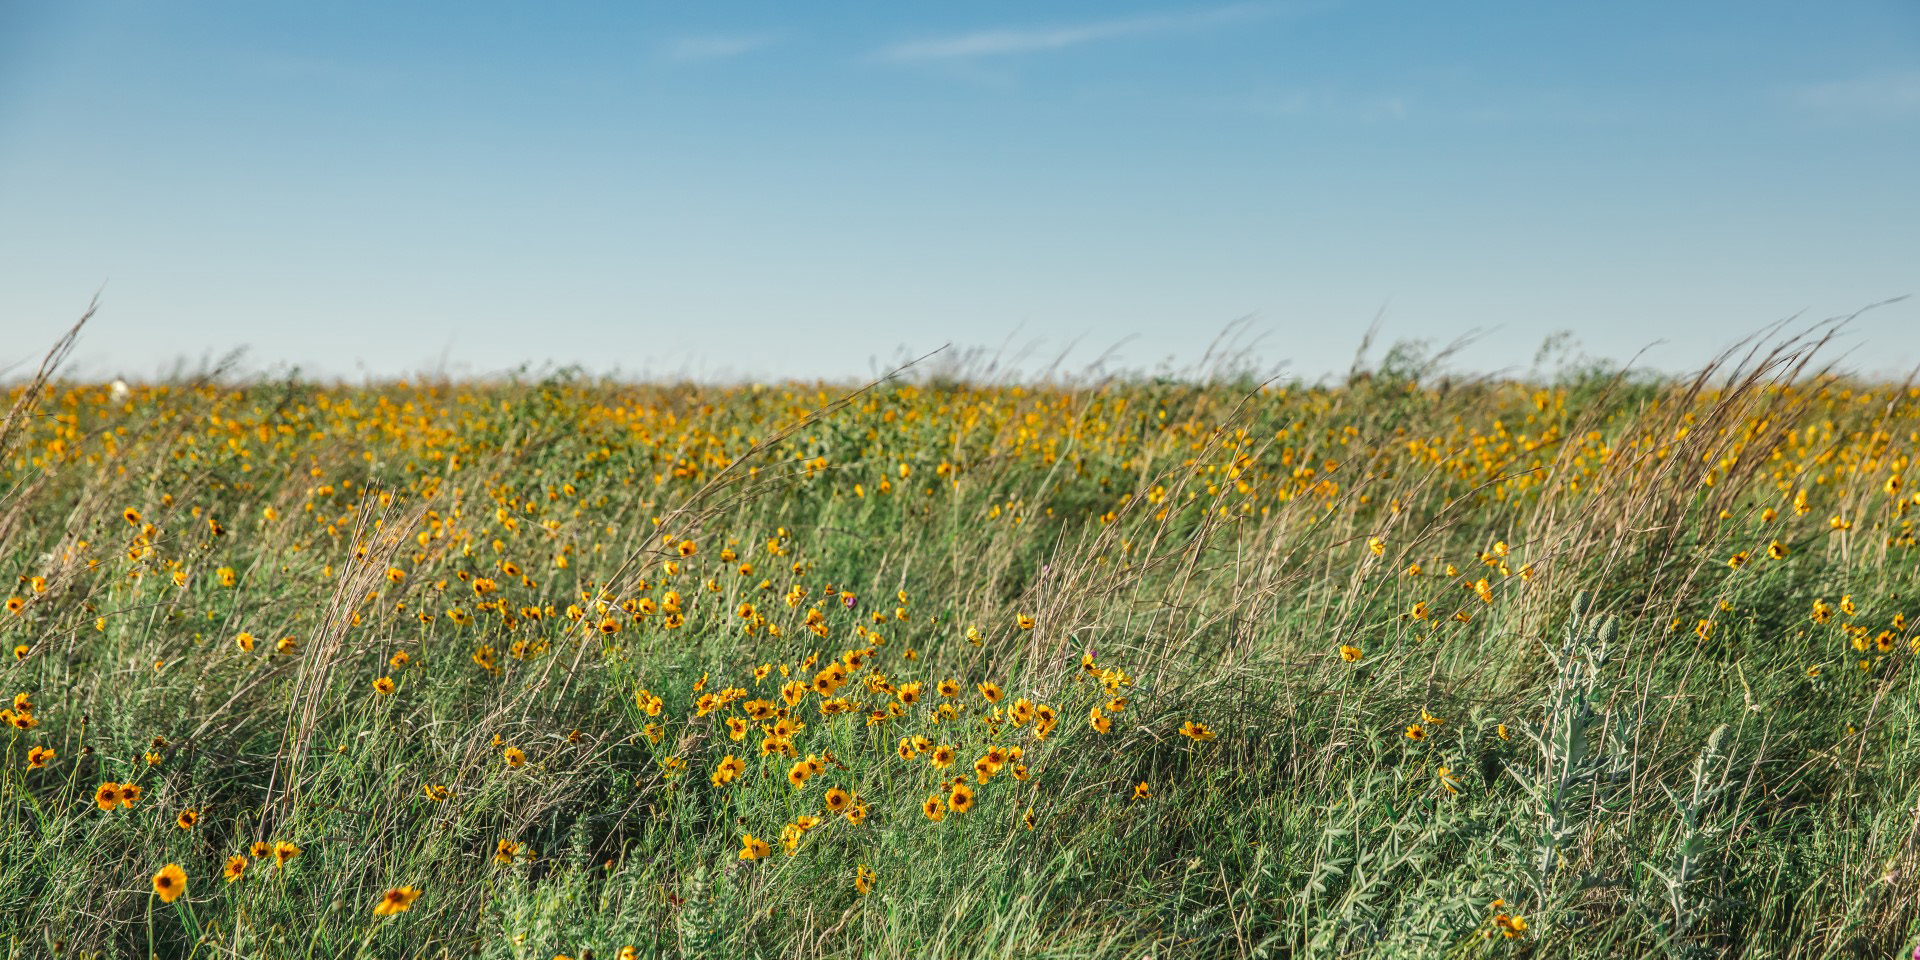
[1513,591,1623,910]
[1647,723,1734,956]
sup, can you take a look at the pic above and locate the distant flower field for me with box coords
[2,333,1917,957]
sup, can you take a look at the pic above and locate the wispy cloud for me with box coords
[877,3,1277,63]
[1244,89,1413,121]
[1229,88,1409,122]
[1790,70,1920,114]
[664,34,778,63]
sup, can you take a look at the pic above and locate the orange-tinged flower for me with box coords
[374,886,421,916]
[739,834,771,860]
[151,863,187,903]
[711,754,746,787]
[272,840,301,868]
[94,781,121,810]
[947,782,975,814]
[978,746,1008,770]
[1491,911,1528,939]
[176,809,198,830]
[223,855,248,883]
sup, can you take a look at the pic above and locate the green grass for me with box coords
[2,327,1918,958]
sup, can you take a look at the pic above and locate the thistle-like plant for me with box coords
[1513,591,1622,908]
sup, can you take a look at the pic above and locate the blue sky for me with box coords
[2,1,1917,382]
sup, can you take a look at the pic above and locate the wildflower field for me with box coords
[3,328,1919,958]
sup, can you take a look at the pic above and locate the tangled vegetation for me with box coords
[2,324,1918,958]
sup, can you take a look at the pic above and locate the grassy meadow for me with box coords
[3,327,1919,958]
